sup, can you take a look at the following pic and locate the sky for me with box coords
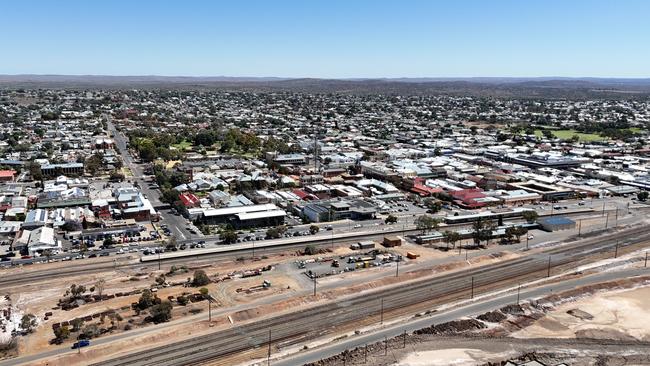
[1,0,649,78]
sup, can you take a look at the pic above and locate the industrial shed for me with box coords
[538,216,576,232]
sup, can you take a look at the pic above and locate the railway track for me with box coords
[0,209,631,289]
[91,225,650,366]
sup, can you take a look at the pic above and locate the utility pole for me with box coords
[614,240,619,258]
[516,283,521,305]
[645,252,648,268]
[547,255,552,277]
[267,329,272,366]
[380,298,384,325]
[471,276,474,299]
[384,336,388,356]
[364,344,368,363]
[403,330,407,348]
[526,234,529,250]
[313,277,316,296]
[578,219,582,237]
[605,212,609,229]
[158,247,161,270]
[252,241,255,259]
[395,258,399,277]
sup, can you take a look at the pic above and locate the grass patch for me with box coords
[534,129,605,142]
[171,139,193,151]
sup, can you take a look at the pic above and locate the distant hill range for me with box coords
[2,75,650,98]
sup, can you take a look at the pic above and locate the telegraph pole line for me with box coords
[547,255,552,277]
[645,252,648,268]
[395,258,399,277]
[605,212,609,229]
[516,283,521,305]
[313,277,316,296]
[578,219,582,237]
[471,276,474,299]
[380,298,384,325]
[267,329,272,366]
[614,240,619,258]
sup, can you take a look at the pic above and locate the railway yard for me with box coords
[0,210,648,366]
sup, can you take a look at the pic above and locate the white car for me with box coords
[354,224,362,229]
[527,235,534,240]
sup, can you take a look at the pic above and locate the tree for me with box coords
[414,215,439,234]
[199,287,209,298]
[94,279,106,298]
[70,318,84,332]
[53,325,71,342]
[443,231,461,249]
[385,214,398,224]
[81,324,101,339]
[20,314,37,333]
[69,284,87,299]
[522,211,539,224]
[304,245,317,255]
[423,198,442,213]
[265,225,287,239]
[137,289,157,310]
[192,270,210,286]
[149,301,173,323]
[221,229,238,244]
[42,249,53,263]
[637,191,649,202]
[309,225,320,235]
[165,235,178,251]
[472,218,494,247]
[103,236,115,247]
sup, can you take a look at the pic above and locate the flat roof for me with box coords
[203,203,279,217]
[236,209,286,221]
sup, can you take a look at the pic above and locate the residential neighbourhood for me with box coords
[0,86,649,366]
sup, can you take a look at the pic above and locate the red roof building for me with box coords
[179,192,201,208]
[0,170,16,182]
[449,188,487,209]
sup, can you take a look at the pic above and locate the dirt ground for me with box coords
[513,285,650,341]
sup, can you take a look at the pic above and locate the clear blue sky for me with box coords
[1,0,649,78]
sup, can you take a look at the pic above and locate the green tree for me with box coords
[309,225,320,235]
[637,191,649,202]
[522,211,539,223]
[221,229,238,244]
[384,214,398,224]
[137,289,156,310]
[192,270,210,286]
[304,245,317,255]
[20,314,37,333]
[443,230,461,249]
[414,215,440,234]
[149,301,173,323]
[53,325,71,342]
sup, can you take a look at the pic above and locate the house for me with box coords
[13,227,61,255]
[0,170,16,182]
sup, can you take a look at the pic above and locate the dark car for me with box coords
[72,340,90,349]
